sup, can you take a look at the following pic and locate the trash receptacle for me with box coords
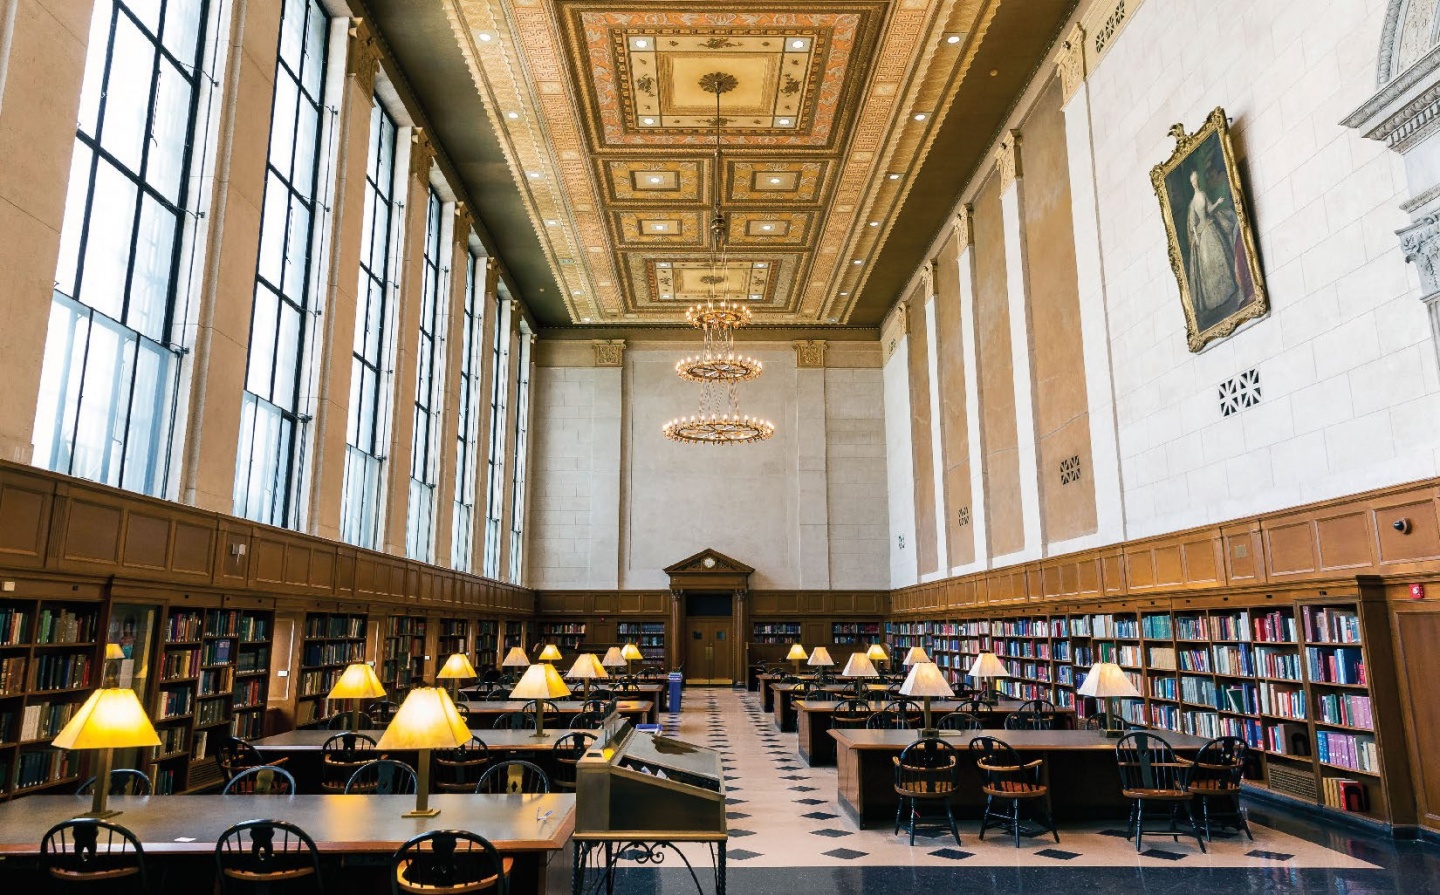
[668,671,683,714]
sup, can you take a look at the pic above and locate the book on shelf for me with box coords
[1321,776,1369,812]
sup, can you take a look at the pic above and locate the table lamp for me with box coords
[601,646,626,672]
[537,643,563,663]
[501,646,530,685]
[1076,661,1142,737]
[866,643,890,676]
[840,651,878,699]
[621,643,644,676]
[436,652,476,699]
[566,652,608,700]
[785,643,808,676]
[903,646,932,666]
[966,652,1009,706]
[808,646,835,683]
[52,688,161,818]
[375,687,471,817]
[900,661,954,738]
[509,662,571,738]
[102,643,126,687]
[328,662,387,732]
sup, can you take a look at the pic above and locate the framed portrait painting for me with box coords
[1151,107,1269,352]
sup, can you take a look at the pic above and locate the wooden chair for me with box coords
[1003,698,1058,731]
[865,710,914,730]
[1080,712,1139,733]
[366,700,400,728]
[970,735,1058,847]
[1114,731,1206,853]
[935,711,983,731]
[954,698,988,714]
[222,765,296,795]
[891,738,961,846]
[585,691,613,708]
[551,731,598,792]
[804,686,837,703]
[453,703,471,721]
[475,760,550,795]
[1188,736,1253,840]
[321,732,378,793]
[76,769,150,797]
[391,830,510,895]
[519,699,561,726]
[327,712,359,730]
[434,737,492,794]
[345,759,418,795]
[881,700,923,728]
[832,699,873,729]
[40,818,149,894]
[492,711,536,731]
[218,737,279,782]
[215,819,323,895]
[568,711,606,730]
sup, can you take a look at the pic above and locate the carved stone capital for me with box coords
[592,339,626,367]
[997,130,1022,191]
[346,18,381,95]
[793,340,827,368]
[1057,24,1087,103]
[453,201,474,246]
[953,205,973,251]
[1399,213,1440,297]
[409,128,436,182]
[921,259,936,302]
[881,298,909,363]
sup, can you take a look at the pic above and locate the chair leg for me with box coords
[894,797,903,836]
[978,795,991,841]
[1237,799,1253,841]
[1183,803,1206,854]
[945,801,961,847]
[1200,795,1213,841]
[1134,800,1145,853]
[1042,797,1059,844]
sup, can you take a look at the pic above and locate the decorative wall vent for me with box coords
[897,534,906,550]
[1060,455,1082,485]
[957,506,971,526]
[1219,369,1261,417]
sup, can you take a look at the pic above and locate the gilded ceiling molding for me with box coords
[1057,24,1087,103]
[346,18,381,96]
[997,130,1023,192]
[409,128,436,182]
[953,204,973,251]
[793,340,827,369]
[592,339,626,367]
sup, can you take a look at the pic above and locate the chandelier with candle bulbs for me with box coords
[662,71,775,447]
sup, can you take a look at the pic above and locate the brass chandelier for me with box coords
[662,72,775,447]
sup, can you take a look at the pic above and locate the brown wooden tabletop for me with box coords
[0,793,575,855]
[793,698,1030,715]
[830,728,1209,751]
[249,728,573,752]
[457,699,651,714]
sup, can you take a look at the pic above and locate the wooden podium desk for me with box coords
[768,683,891,731]
[794,698,1076,765]
[0,793,573,894]
[829,728,1209,828]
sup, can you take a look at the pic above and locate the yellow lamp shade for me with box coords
[1076,662,1142,699]
[566,653,608,680]
[967,652,1009,679]
[899,661,954,698]
[840,653,878,678]
[52,688,160,750]
[537,644,563,662]
[104,644,126,661]
[621,643,644,662]
[328,662,387,700]
[866,643,889,662]
[510,662,572,700]
[375,688,471,751]
[437,653,477,681]
[785,644,808,661]
[601,647,627,668]
[903,646,932,666]
[807,647,834,667]
[502,647,531,668]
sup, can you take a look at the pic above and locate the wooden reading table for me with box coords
[829,728,1209,827]
[0,793,573,894]
[794,698,1077,765]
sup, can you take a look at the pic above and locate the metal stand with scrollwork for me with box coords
[571,836,726,895]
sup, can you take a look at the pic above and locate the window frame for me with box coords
[404,186,451,562]
[451,250,487,572]
[481,297,512,579]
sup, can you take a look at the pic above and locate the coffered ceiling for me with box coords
[370,0,1076,327]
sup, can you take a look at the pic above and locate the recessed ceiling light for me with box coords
[777,118,791,125]
[887,173,901,180]
[506,111,519,119]
[760,224,773,231]
[653,223,667,230]
[769,176,783,184]
[527,171,541,179]
[657,262,671,268]
[791,39,805,49]
[828,317,838,323]
[839,291,849,296]
[852,259,863,265]
[642,117,656,125]
[945,34,961,45]
[571,290,581,295]
[582,317,591,322]
[868,220,880,227]
[989,69,999,77]
[635,38,648,48]
[750,294,761,300]
[755,263,767,269]
[661,293,671,298]
[545,219,558,225]
[478,32,493,42]
[648,175,663,183]
[914,113,928,121]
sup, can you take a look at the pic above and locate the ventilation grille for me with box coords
[1219,369,1261,417]
[1264,763,1317,803]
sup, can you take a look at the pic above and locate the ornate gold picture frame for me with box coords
[1151,107,1269,352]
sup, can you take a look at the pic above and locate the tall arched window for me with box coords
[451,251,486,572]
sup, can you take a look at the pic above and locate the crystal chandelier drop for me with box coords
[662,71,775,447]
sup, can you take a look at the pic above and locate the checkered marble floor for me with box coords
[652,688,1378,871]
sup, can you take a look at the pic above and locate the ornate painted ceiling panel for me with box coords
[444,0,995,325]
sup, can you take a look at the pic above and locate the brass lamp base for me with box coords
[80,809,122,819]
[1103,729,1124,738]
[402,808,441,818]
[920,728,940,740]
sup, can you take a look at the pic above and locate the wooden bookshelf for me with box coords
[296,612,367,729]
[0,599,100,800]
[474,619,499,671]
[890,586,1411,828]
[831,622,881,645]
[503,620,528,655]
[537,622,585,657]
[380,615,427,696]
[616,621,666,662]
[437,618,470,669]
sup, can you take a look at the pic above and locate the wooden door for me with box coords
[688,619,733,684]
[1393,609,1440,832]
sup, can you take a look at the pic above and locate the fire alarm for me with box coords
[1411,583,1426,600]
